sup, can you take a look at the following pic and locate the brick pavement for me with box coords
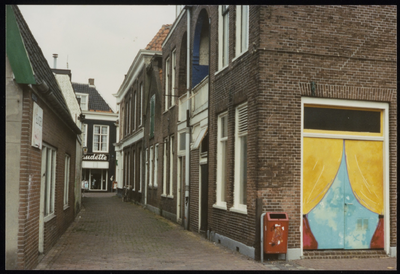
[34,193,396,271]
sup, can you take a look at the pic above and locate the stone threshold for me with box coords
[302,249,387,259]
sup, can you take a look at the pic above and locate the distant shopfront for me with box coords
[82,153,111,191]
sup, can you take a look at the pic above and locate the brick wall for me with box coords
[18,87,77,269]
[256,4,397,255]
[207,4,396,260]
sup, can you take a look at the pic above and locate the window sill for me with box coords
[44,213,56,223]
[214,65,229,76]
[232,49,248,63]
[213,203,227,210]
[63,205,70,211]
[167,195,174,199]
[161,193,167,197]
[229,206,247,215]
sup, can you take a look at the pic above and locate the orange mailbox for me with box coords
[264,212,289,254]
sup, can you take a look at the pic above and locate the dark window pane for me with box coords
[304,107,380,133]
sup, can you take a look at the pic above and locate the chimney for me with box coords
[53,53,58,69]
[89,78,95,86]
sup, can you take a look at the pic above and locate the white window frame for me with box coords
[154,144,159,187]
[214,112,228,209]
[63,154,70,209]
[139,148,142,193]
[41,144,57,221]
[132,150,136,191]
[145,148,149,188]
[76,93,88,111]
[232,102,248,214]
[218,5,230,71]
[235,5,249,59]
[169,135,174,197]
[133,91,137,131]
[82,123,87,147]
[171,49,176,107]
[165,57,170,111]
[162,139,168,196]
[149,146,154,187]
[139,83,143,126]
[93,125,109,153]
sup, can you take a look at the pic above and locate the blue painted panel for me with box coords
[307,148,345,249]
[307,143,379,249]
[344,149,379,249]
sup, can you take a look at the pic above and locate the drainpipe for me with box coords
[184,6,191,230]
[261,212,266,263]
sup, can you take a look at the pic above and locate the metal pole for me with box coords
[184,6,191,230]
[261,213,266,263]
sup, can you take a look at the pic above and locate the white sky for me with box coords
[18,5,176,112]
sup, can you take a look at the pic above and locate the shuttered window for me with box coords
[234,102,248,213]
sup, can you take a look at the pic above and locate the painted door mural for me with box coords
[303,138,384,250]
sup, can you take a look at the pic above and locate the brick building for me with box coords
[6,5,82,269]
[72,80,118,192]
[113,25,171,207]
[114,5,396,261]
[206,5,396,260]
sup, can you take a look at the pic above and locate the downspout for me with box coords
[184,6,191,230]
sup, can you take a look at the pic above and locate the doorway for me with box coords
[303,138,384,249]
[177,157,184,225]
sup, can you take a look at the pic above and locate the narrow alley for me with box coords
[34,193,271,270]
[34,193,396,271]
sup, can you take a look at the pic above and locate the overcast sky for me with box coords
[18,5,177,112]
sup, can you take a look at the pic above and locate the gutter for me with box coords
[29,79,81,135]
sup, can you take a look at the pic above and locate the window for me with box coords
[82,123,87,147]
[145,148,149,187]
[93,125,109,152]
[216,112,228,208]
[133,91,137,131]
[165,57,170,110]
[76,93,88,111]
[218,5,229,69]
[235,5,249,57]
[124,151,130,187]
[64,154,70,208]
[139,83,143,126]
[139,148,142,192]
[149,146,153,187]
[150,95,155,138]
[171,50,176,106]
[132,150,136,191]
[169,135,174,196]
[125,98,130,135]
[41,145,56,219]
[163,139,168,196]
[234,103,248,213]
[154,144,159,187]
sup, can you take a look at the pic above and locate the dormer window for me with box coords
[76,93,88,111]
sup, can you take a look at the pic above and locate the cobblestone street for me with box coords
[35,193,396,271]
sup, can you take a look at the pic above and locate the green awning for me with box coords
[6,5,36,84]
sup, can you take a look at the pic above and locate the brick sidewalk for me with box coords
[35,193,396,271]
[35,193,272,270]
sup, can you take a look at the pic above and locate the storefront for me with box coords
[301,97,389,252]
[82,153,111,191]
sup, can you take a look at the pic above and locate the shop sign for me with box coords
[83,153,108,161]
[31,102,43,149]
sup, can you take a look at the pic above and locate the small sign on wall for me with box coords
[31,102,43,149]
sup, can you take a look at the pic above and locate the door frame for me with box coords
[300,97,390,255]
[177,156,184,224]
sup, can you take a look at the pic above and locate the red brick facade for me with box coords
[17,87,78,269]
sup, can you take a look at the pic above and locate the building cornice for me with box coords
[113,49,161,102]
